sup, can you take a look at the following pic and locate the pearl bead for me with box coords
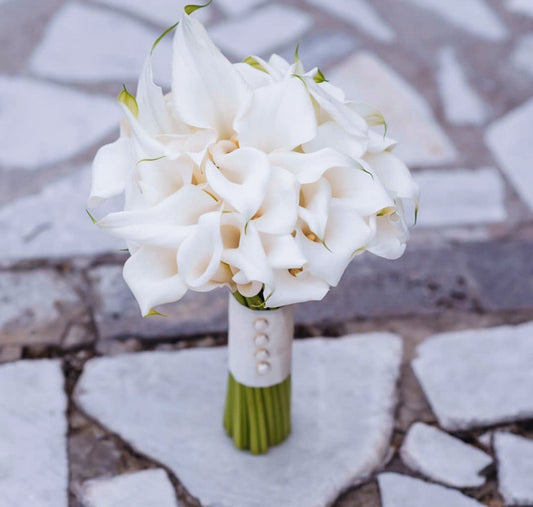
[253,317,268,331]
[253,333,269,347]
[256,361,271,375]
[254,348,270,361]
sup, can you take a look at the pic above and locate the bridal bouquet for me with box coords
[88,3,419,454]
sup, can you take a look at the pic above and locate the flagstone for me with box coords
[0,269,88,347]
[485,98,533,212]
[437,48,487,125]
[494,432,533,506]
[305,0,395,43]
[412,321,533,431]
[506,0,533,18]
[378,473,484,507]
[82,469,179,507]
[75,333,402,507]
[0,76,117,169]
[0,360,68,507]
[414,167,506,227]
[216,0,267,17]
[511,34,533,78]
[400,422,492,488]
[29,3,172,85]
[402,0,507,41]
[0,167,122,261]
[330,52,456,167]
[92,0,211,27]
[209,5,313,59]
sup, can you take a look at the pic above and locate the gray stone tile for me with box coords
[506,0,533,18]
[402,0,507,41]
[91,0,211,27]
[378,473,484,507]
[330,52,457,167]
[278,31,357,70]
[89,264,228,341]
[210,4,313,58]
[0,167,123,261]
[75,334,402,507]
[511,34,533,78]
[400,422,492,488]
[412,321,533,431]
[414,167,506,227]
[0,360,68,507]
[215,0,267,17]
[0,76,117,169]
[437,48,487,125]
[29,3,172,85]
[82,469,178,507]
[494,432,533,506]
[463,239,533,312]
[485,98,533,212]
[305,0,395,42]
[0,269,88,347]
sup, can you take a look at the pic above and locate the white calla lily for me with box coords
[89,136,134,207]
[206,145,270,219]
[367,212,409,260]
[235,77,317,152]
[123,245,187,316]
[172,13,250,138]
[98,184,218,247]
[297,203,372,286]
[298,178,332,241]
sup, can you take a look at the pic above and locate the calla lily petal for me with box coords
[364,151,420,200]
[172,14,250,138]
[99,184,217,247]
[253,167,299,235]
[234,61,273,89]
[367,213,409,260]
[206,146,270,219]
[264,269,329,308]
[299,178,331,240]
[123,245,187,316]
[324,162,394,216]
[297,203,372,286]
[89,136,134,208]
[178,211,224,289]
[262,234,306,270]
[235,77,317,152]
[268,148,353,184]
[302,120,367,160]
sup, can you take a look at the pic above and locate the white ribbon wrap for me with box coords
[228,295,294,388]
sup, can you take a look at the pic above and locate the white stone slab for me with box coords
[83,469,179,507]
[305,0,395,42]
[437,48,487,125]
[210,5,313,58]
[0,167,123,261]
[412,321,533,431]
[216,0,267,17]
[478,431,493,449]
[378,473,484,507]
[0,360,68,507]
[0,76,117,169]
[512,34,533,78]
[75,333,402,507]
[506,0,533,18]
[494,432,533,506]
[414,167,506,227]
[29,3,172,85]
[402,0,507,41]
[400,422,492,488]
[91,0,211,27]
[330,52,456,167]
[485,98,533,212]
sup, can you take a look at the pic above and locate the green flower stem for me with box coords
[224,372,291,454]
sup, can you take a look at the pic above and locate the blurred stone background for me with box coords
[1,0,533,506]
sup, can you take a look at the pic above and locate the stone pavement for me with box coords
[1,0,533,505]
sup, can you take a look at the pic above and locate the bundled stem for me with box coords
[224,372,291,454]
[224,291,291,454]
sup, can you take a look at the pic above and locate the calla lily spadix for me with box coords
[88,9,419,317]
